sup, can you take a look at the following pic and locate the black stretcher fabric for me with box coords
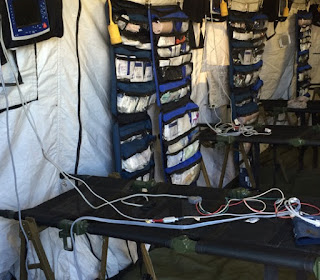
[200,125,320,146]
[260,99,320,114]
[4,176,320,273]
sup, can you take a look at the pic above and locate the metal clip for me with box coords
[58,219,88,251]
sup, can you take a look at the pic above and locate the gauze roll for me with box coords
[153,21,174,34]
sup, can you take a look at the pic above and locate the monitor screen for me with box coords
[12,0,42,28]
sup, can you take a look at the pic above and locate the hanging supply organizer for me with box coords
[227,9,268,123]
[148,4,202,185]
[108,0,156,181]
[296,11,312,99]
[226,3,268,189]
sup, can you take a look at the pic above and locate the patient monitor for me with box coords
[5,0,50,41]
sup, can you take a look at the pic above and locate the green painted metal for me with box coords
[171,235,197,254]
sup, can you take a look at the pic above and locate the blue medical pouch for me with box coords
[293,216,320,245]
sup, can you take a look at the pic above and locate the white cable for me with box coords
[121,200,144,207]
[243,198,267,213]
[247,187,285,200]
[0,22,32,279]
[70,210,289,279]
[197,188,286,217]
[284,197,320,227]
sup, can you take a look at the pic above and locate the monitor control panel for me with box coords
[5,0,50,41]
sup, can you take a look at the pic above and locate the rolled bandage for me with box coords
[152,21,174,34]
[237,112,259,125]
[125,23,141,33]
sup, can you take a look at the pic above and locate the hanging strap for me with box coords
[266,21,278,41]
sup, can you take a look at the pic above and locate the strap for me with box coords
[266,21,278,41]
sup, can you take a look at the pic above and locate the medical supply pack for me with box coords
[296,11,312,98]
[108,0,156,181]
[148,4,203,184]
[228,9,268,121]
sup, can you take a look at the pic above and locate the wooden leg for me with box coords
[239,143,256,189]
[140,243,157,280]
[20,229,28,280]
[22,218,55,280]
[259,106,268,125]
[218,144,231,188]
[99,237,109,280]
[200,159,211,187]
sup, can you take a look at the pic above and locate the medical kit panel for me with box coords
[148,4,202,184]
[108,0,156,181]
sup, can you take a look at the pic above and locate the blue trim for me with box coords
[234,92,252,103]
[151,7,188,20]
[129,14,149,22]
[231,40,263,49]
[297,12,313,20]
[114,47,153,59]
[298,50,309,56]
[112,122,122,173]
[117,81,156,94]
[297,64,312,72]
[148,6,161,106]
[233,60,263,73]
[119,119,152,140]
[108,12,118,117]
[159,78,190,93]
[121,160,155,179]
[165,151,202,174]
[120,134,155,160]
[235,101,259,117]
[252,14,268,21]
[162,102,198,123]
[159,112,167,181]
[251,78,263,92]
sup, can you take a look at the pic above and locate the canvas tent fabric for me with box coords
[260,4,320,100]
[0,0,139,279]
[310,25,320,84]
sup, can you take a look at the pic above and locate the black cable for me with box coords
[84,234,112,279]
[0,43,38,114]
[84,233,101,262]
[126,240,135,263]
[34,42,39,99]
[74,0,82,176]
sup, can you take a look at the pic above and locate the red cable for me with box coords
[300,202,320,216]
[152,219,163,223]
[196,200,243,216]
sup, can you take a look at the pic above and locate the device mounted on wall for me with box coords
[5,0,50,41]
[0,0,63,49]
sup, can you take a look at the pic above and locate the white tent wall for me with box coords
[260,2,320,100]
[190,22,236,187]
[0,0,140,279]
[310,25,320,85]
[259,16,296,100]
